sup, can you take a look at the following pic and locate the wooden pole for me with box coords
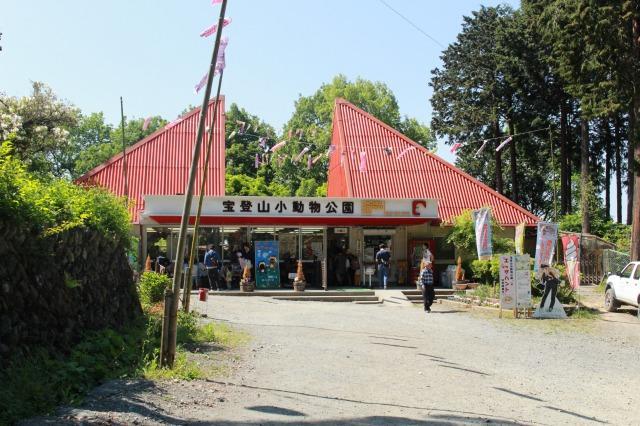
[120,97,129,208]
[160,289,173,366]
[184,70,225,312]
[160,0,228,368]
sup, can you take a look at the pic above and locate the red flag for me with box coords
[561,234,581,289]
[199,18,231,38]
[450,142,462,153]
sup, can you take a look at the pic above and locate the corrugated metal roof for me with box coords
[327,98,539,226]
[76,98,226,223]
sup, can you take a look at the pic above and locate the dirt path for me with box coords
[28,296,640,425]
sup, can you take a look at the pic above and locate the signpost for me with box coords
[255,240,280,289]
[499,254,532,318]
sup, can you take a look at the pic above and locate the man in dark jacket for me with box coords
[204,244,221,291]
[419,260,435,313]
[375,244,391,289]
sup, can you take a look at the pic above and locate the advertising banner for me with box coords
[561,234,581,290]
[473,208,493,260]
[255,240,280,289]
[515,222,525,255]
[534,222,558,271]
[499,254,531,310]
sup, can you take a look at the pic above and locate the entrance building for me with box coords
[77,97,540,287]
[140,196,444,288]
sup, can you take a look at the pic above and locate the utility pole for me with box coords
[120,97,129,207]
[160,0,228,368]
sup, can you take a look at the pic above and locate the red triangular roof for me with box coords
[327,98,539,226]
[76,98,226,223]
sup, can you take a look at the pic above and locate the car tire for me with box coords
[604,288,619,312]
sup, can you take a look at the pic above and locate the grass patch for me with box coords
[0,309,248,425]
[568,307,600,320]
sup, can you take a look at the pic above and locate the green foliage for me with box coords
[445,209,514,257]
[295,178,319,197]
[0,141,130,243]
[138,272,171,307]
[0,310,247,424]
[470,258,500,285]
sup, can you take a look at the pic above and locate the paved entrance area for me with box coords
[35,296,640,425]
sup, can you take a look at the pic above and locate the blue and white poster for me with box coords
[255,240,280,289]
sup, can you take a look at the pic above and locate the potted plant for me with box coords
[240,264,254,292]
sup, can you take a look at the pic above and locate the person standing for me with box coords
[376,243,391,289]
[419,259,435,313]
[538,264,560,312]
[204,244,221,291]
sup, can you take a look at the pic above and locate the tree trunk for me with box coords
[567,108,576,214]
[630,107,636,226]
[560,102,568,215]
[581,119,590,234]
[615,115,623,223]
[509,120,517,203]
[494,120,503,194]
[630,12,640,261]
[604,119,611,220]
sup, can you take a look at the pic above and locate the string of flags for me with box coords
[448,126,550,157]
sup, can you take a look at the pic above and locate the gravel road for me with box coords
[28,295,640,425]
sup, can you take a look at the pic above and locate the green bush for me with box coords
[0,140,131,244]
[138,272,171,307]
[470,258,500,285]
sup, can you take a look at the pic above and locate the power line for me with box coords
[377,0,445,49]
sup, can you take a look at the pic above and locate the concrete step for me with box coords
[272,295,380,302]
[354,300,383,305]
[406,294,453,301]
[402,289,455,296]
[211,290,376,297]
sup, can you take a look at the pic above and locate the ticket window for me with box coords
[363,235,392,286]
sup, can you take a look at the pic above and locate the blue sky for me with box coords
[0,0,625,220]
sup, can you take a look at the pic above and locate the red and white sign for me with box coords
[141,196,439,226]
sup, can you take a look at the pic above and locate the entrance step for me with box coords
[402,289,455,303]
[272,295,380,302]
[211,290,376,297]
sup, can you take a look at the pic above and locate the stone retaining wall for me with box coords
[0,222,141,356]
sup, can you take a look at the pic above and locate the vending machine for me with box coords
[408,239,435,285]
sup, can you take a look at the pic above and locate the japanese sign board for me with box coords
[141,196,439,222]
[499,254,531,309]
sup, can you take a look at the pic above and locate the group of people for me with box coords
[202,243,253,291]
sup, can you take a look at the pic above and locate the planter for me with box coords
[466,283,479,290]
[293,280,306,292]
[240,281,254,292]
[454,283,468,291]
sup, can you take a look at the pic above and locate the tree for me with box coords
[280,75,435,194]
[431,6,518,197]
[0,82,79,176]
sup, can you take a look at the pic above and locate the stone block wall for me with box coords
[0,222,141,356]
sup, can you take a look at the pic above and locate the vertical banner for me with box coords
[473,208,493,260]
[534,222,558,271]
[561,234,581,289]
[255,240,280,289]
[499,254,532,310]
[515,222,525,255]
[514,255,531,307]
[499,255,516,309]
